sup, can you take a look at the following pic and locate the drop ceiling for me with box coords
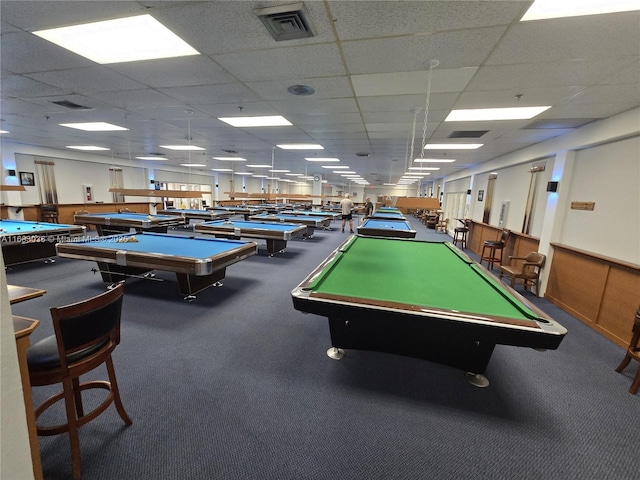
[1,1,638,187]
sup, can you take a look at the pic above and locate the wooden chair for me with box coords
[615,308,640,394]
[27,282,132,479]
[453,219,470,249]
[41,204,59,223]
[436,217,449,233]
[481,229,510,270]
[118,208,134,213]
[499,252,546,297]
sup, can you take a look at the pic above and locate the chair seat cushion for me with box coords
[27,335,109,371]
[483,240,503,246]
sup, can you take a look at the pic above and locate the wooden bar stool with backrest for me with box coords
[436,217,449,233]
[481,229,510,270]
[41,204,59,223]
[499,252,546,297]
[615,308,640,394]
[26,282,132,479]
[453,219,470,249]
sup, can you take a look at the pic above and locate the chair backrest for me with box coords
[499,229,510,244]
[522,252,545,276]
[119,208,134,213]
[75,209,89,215]
[42,204,57,213]
[50,282,125,371]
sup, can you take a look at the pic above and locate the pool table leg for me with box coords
[326,316,497,383]
[176,269,226,297]
[266,239,287,256]
[303,226,314,239]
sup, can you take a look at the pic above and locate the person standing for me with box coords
[340,193,355,233]
[363,197,374,218]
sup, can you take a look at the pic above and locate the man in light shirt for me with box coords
[340,193,355,233]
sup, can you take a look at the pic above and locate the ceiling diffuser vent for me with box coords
[254,2,316,41]
[449,130,488,138]
[50,100,92,110]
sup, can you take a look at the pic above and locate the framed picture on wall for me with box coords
[477,190,484,201]
[19,171,35,186]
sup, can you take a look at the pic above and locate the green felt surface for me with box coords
[306,236,537,321]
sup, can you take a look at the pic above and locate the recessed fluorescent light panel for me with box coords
[277,144,324,150]
[160,145,205,151]
[445,106,551,122]
[0,130,8,134]
[323,165,349,169]
[306,157,340,162]
[414,158,456,163]
[218,116,291,127]
[60,122,128,131]
[409,167,440,171]
[424,144,483,150]
[66,145,109,151]
[33,15,199,64]
[212,157,247,161]
[136,156,168,161]
[181,163,206,167]
[211,168,233,172]
[246,164,272,168]
[521,0,639,21]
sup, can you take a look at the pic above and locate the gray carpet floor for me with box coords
[6,216,639,480]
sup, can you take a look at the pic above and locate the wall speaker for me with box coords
[7,169,16,176]
[546,181,559,192]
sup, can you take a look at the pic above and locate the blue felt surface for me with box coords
[67,232,249,258]
[201,220,301,232]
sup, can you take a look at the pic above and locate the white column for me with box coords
[538,150,576,295]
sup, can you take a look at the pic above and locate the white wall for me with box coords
[559,136,640,264]
[443,108,640,265]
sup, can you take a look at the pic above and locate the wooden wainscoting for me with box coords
[546,244,640,348]
[467,221,540,262]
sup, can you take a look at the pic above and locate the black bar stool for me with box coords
[453,219,470,249]
[481,229,510,270]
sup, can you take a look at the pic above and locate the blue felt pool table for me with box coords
[73,212,184,236]
[194,220,307,256]
[207,206,265,220]
[248,213,330,238]
[370,211,406,221]
[55,232,257,299]
[157,208,233,222]
[357,218,417,238]
[0,219,86,265]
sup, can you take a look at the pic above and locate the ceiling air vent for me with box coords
[254,2,316,41]
[222,149,238,154]
[50,100,92,110]
[449,130,488,138]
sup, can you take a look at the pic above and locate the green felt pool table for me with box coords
[291,235,567,386]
